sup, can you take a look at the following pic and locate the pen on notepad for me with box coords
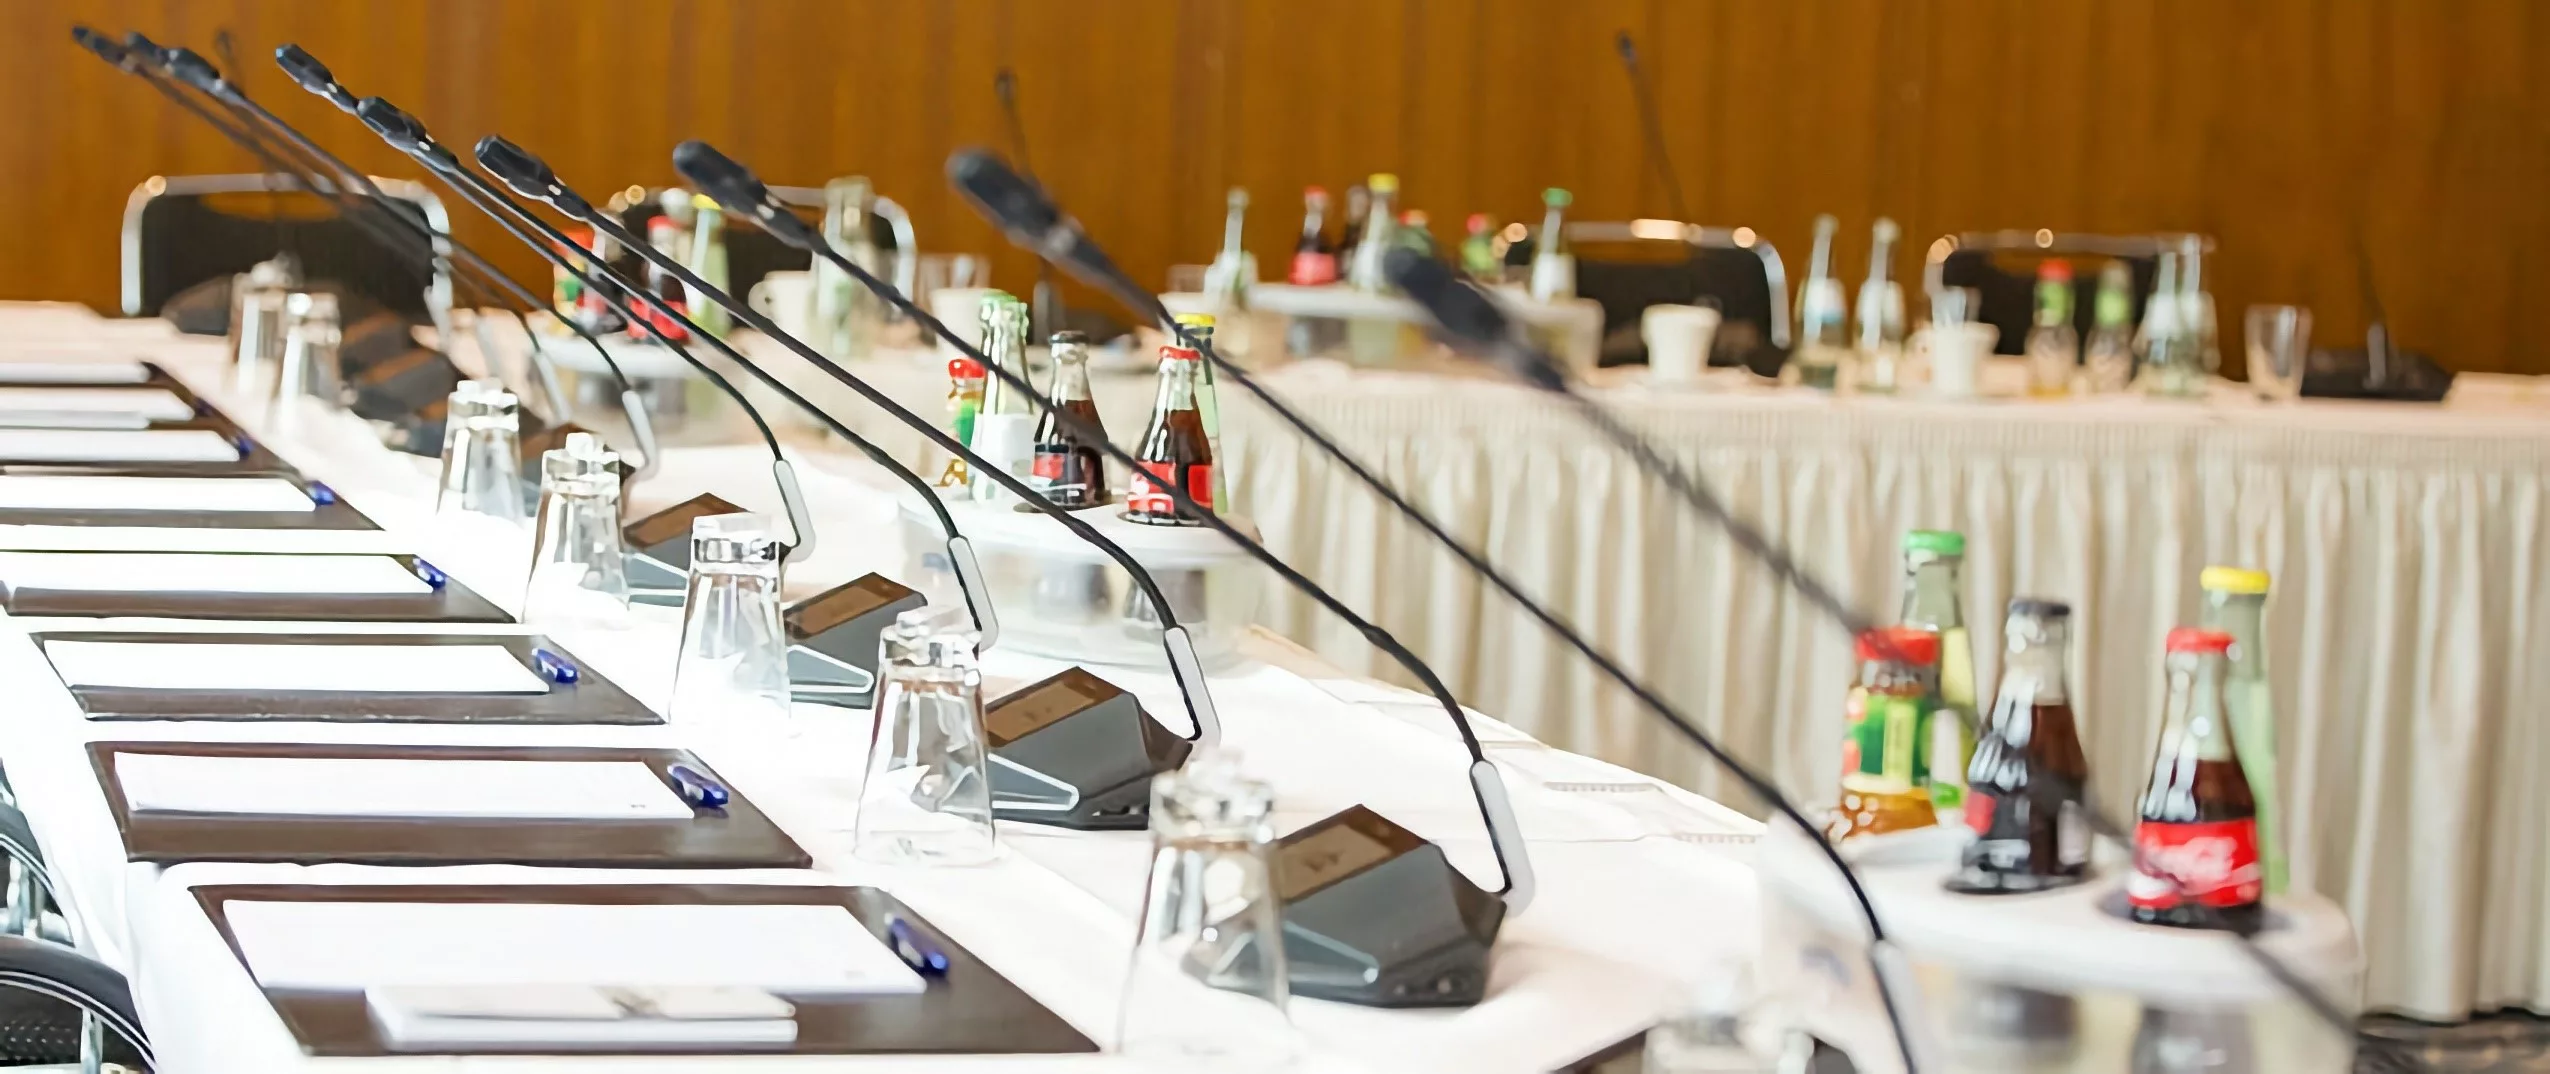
[664,764,730,810]
[885,916,949,976]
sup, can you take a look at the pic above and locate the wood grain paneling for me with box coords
[6,0,2545,372]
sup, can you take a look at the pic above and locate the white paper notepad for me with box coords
[0,410,151,431]
[116,755,693,820]
[0,387,192,421]
[43,641,543,693]
[226,902,925,996]
[0,428,237,463]
[0,552,430,594]
[0,361,149,385]
[0,475,315,513]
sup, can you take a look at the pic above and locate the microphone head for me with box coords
[1384,247,1563,391]
[70,25,127,65]
[471,135,590,217]
[163,46,222,92]
[273,44,354,110]
[121,30,164,63]
[947,148,1061,251]
[354,96,428,153]
[668,140,798,241]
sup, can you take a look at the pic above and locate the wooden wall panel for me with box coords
[4,0,2544,373]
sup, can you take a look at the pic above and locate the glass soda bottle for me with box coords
[2083,259,2137,393]
[1946,599,2089,893]
[1290,186,1337,286]
[938,357,984,488]
[1853,218,1907,393]
[1126,344,1214,526]
[1898,530,1976,821]
[1460,213,1501,282]
[1172,313,1229,512]
[967,293,1035,503]
[2024,258,2078,397]
[1792,214,1848,391]
[2127,628,2265,935]
[2201,566,2284,895]
[1827,626,1943,841]
[1527,188,1575,302]
[1030,332,1108,508]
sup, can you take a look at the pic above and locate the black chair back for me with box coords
[1513,221,1794,374]
[123,175,444,322]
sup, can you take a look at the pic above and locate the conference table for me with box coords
[699,325,2549,1020]
[0,305,1768,1073]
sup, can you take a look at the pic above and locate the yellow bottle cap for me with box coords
[1173,312,1216,329]
[691,193,720,210]
[1368,173,1399,195]
[2200,566,2270,595]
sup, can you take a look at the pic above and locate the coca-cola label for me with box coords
[1032,453,1063,482]
[1291,252,1339,286]
[1130,463,1211,515]
[2127,818,2261,909]
[1963,790,1996,832]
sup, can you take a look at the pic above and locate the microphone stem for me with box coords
[785,231,1526,901]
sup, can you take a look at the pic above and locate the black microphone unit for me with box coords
[93,31,631,462]
[1382,248,2396,1071]
[153,41,660,478]
[944,148,1932,1055]
[475,135,1229,833]
[678,139,1534,1008]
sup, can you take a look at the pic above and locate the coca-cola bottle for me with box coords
[1030,331,1108,508]
[1827,626,1943,841]
[1946,599,2089,894]
[1126,344,1213,526]
[1291,186,1337,286]
[2127,628,2265,935]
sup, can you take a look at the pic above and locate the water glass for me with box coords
[522,431,630,629]
[2244,304,2312,402]
[1115,752,1297,1070]
[669,513,791,730]
[854,605,999,866]
[435,381,525,522]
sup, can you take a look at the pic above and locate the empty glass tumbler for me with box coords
[2244,304,2312,402]
[435,380,525,522]
[854,605,999,866]
[669,513,792,729]
[522,432,629,629]
[1115,752,1297,1070]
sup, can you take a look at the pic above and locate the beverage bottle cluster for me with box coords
[1824,533,2286,937]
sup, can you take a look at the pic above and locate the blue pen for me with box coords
[530,647,579,685]
[664,764,730,810]
[230,433,256,459]
[408,557,447,589]
[305,480,338,506]
[885,916,950,976]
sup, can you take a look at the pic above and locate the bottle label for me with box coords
[2127,818,2262,909]
[1839,687,1930,796]
[1032,452,1062,483]
[1130,462,1212,516]
[1291,252,1338,286]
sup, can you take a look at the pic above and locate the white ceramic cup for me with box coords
[746,270,815,340]
[1641,304,1722,385]
[1920,321,2000,399]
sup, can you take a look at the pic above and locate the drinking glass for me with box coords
[1115,751,1297,1070]
[2244,304,2312,402]
[434,381,525,522]
[522,431,630,629]
[854,605,999,866]
[668,513,791,731]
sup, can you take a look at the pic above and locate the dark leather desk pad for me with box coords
[193,883,1098,1057]
[90,742,806,870]
[0,552,508,623]
[30,631,655,725]
[0,468,374,530]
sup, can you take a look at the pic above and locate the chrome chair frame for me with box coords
[1562,219,1793,351]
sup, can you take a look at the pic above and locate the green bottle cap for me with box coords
[1543,188,1572,208]
[1901,530,1965,556]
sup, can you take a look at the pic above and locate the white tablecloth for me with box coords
[1218,362,2550,1021]
[552,327,2534,1017]
[0,314,1766,1073]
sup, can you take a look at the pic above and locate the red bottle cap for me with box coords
[2164,627,2235,654]
[1856,626,1939,665]
[1304,185,1327,198]
[1466,213,1492,232]
[2039,258,2074,282]
[947,358,984,379]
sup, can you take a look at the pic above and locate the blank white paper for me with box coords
[0,552,430,594]
[0,411,151,431]
[43,640,543,693]
[367,985,798,1048]
[0,428,237,463]
[0,475,314,513]
[116,755,693,820]
[226,901,926,996]
[0,387,192,421]
[0,361,149,385]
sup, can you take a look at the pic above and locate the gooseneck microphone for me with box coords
[1614,30,1692,225]
[154,41,656,476]
[683,140,1533,1006]
[307,85,814,567]
[992,67,1061,339]
[470,135,1223,758]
